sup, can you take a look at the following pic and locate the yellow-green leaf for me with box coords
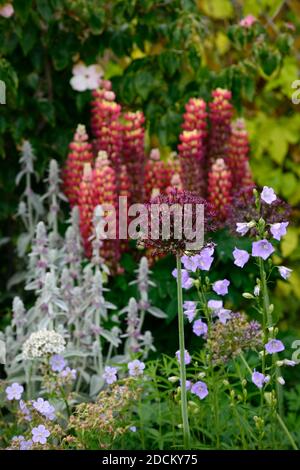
[200,0,234,19]
[281,227,298,257]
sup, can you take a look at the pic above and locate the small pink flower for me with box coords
[240,15,256,28]
[0,3,14,18]
[70,62,103,92]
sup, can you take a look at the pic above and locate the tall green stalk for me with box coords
[176,254,191,450]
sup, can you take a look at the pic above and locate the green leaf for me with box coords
[14,0,33,22]
[19,25,38,55]
[158,51,181,77]
[134,70,154,100]
[269,128,288,164]
[37,0,53,22]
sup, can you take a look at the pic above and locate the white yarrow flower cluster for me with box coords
[22,330,66,359]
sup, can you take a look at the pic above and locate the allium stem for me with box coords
[176,254,191,450]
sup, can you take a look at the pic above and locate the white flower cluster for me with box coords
[22,330,66,359]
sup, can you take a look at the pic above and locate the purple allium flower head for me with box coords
[252,239,275,260]
[208,299,223,311]
[183,301,197,322]
[32,398,56,421]
[265,339,285,354]
[31,425,50,445]
[175,349,191,365]
[236,222,250,236]
[103,366,118,385]
[233,247,250,268]
[191,381,208,399]
[59,367,77,380]
[6,382,24,401]
[261,186,277,204]
[181,255,199,272]
[212,279,230,296]
[193,319,208,337]
[128,359,145,377]
[20,439,33,450]
[19,400,32,422]
[270,222,288,241]
[252,370,270,389]
[217,309,232,324]
[172,268,193,290]
[278,266,292,280]
[49,354,66,372]
[143,189,217,255]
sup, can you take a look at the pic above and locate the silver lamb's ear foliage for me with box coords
[42,159,67,244]
[15,141,44,243]
[25,221,49,293]
[6,157,166,399]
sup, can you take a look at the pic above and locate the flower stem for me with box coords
[276,412,298,450]
[176,254,191,450]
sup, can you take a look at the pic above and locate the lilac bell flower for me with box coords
[193,319,208,337]
[212,279,230,296]
[180,379,192,391]
[208,300,223,311]
[233,248,250,268]
[252,239,275,260]
[261,186,277,204]
[265,339,285,354]
[195,247,214,271]
[270,222,288,241]
[236,222,250,236]
[278,266,292,280]
[191,381,208,399]
[181,255,199,272]
[252,370,270,389]
[175,349,191,365]
[183,301,197,322]
[172,268,193,290]
[217,308,232,324]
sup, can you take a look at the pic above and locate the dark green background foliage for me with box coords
[0,0,300,331]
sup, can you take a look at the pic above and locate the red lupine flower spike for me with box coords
[208,88,233,166]
[144,149,172,201]
[208,158,232,221]
[226,118,254,193]
[78,163,94,256]
[63,124,93,207]
[122,111,146,203]
[178,98,207,196]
